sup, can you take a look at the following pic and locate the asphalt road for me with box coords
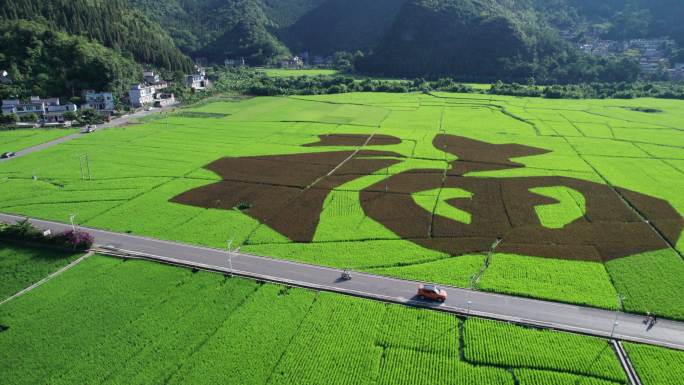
[1,213,683,351]
[0,105,178,162]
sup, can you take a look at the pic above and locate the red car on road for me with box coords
[417,284,447,302]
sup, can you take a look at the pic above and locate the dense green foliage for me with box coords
[129,0,289,65]
[278,0,405,54]
[126,0,682,82]
[0,0,193,72]
[0,255,635,384]
[0,20,141,99]
[555,1,684,44]
[0,219,94,252]
[192,68,679,101]
[490,81,684,99]
[357,0,640,83]
[0,244,79,300]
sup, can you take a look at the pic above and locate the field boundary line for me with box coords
[0,251,94,306]
[611,340,643,385]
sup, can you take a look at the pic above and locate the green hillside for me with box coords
[0,20,141,99]
[129,0,290,65]
[562,0,684,42]
[125,0,661,82]
[0,0,193,72]
[277,0,405,55]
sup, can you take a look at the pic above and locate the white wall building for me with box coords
[128,84,157,108]
[1,97,76,122]
[82,90,115,114]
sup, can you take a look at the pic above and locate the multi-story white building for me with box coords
[82,90,115,115]
[1,96,77,122]
[186,66,210,90]
[128,84,157,108]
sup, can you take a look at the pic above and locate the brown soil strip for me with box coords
[172,149,401,242]
[360,135,683,262]
[304,134,401,147]
[172,133,684,262]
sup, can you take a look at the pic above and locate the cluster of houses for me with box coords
[576,36,684,79]
[223,52,334,71]
[1,96,78,125]
[0,66,212,125]
[128,71,175,108]
[278,52,334,69]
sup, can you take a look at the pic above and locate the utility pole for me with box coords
[226,239,233,275]
[79,154,91,181]
[610,320,619,339]
[69,214,76,232]
[611,294,625,339]
[466,300,472,318]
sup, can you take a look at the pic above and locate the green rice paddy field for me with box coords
[0,244,80,300]
[3,254,680,385]
[0,128,76,154]
[0,92,683,319]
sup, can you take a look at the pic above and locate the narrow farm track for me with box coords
[1,213,683,351]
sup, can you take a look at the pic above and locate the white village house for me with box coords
[1,96,77,123]
[128,84,157,108]
[128,70,175,108]
[186,66,210,90]
[224,58,245,68]
[81,90,116,115]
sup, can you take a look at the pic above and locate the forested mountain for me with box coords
[1,0,681,92]
[128,0,292,65]
[0,0,193,72]
[356,0,643,82]
[0,20,140,100]
[544,0,684,43]
[126,0,678,82]
[277,0,405,55]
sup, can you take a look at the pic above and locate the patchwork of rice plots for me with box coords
[0,243,80,300]
[0,92,683,319]
[0,256,637,385]
[0,128,76,153]
[623,343,684,385]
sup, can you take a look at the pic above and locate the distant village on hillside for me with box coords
[561,28,684,80]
